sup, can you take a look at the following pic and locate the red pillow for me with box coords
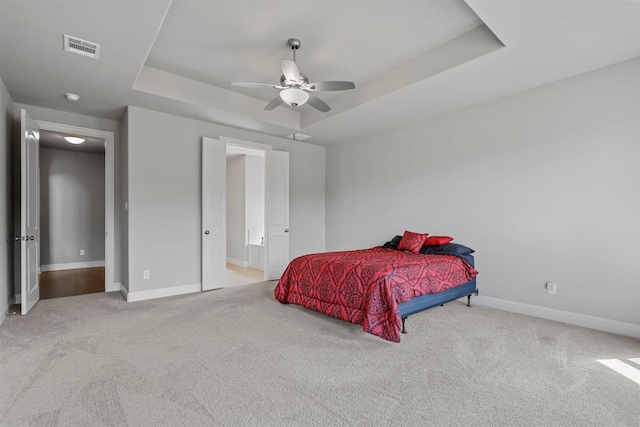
[423,236,453,246]
[397,231,428,253]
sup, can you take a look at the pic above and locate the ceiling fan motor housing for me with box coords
[280,73,308,88]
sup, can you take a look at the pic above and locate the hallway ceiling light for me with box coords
[65,93,80,102]
[64,135,85,144]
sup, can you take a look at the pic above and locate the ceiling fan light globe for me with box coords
[280,88,309,107]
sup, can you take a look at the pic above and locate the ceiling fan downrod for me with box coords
[288,38,301,62]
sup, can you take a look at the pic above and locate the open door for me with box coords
[201,137,227,290]
[19,109,40,314]
[265,150,290,280]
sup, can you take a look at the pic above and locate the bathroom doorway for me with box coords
[226,143,265,285]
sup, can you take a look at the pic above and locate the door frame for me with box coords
[35,120,116,292]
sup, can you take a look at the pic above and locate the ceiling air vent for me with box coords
[63,34,100,59]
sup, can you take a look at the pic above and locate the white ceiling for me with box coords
[1,1,638,146]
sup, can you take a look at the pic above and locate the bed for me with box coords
[274,233,478,342]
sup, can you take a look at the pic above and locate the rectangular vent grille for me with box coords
[63,34,100,59]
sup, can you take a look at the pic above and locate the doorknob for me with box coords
[285,229,289,233]
[204,230,210,235]
[29,236,34,240]
[14,236,21,241]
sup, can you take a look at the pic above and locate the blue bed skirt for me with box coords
[397,255,477,319]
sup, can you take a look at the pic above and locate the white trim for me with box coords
[41,261,105,272]
[125,283,201,303]
[34,120,115,293]
[227,257,248,268]
[220,136,272,151]
[106,281,121,293]
[473,295,640,338]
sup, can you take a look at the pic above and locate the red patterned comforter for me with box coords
[274,247,478,342]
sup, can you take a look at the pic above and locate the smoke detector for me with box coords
[63,34,100,59]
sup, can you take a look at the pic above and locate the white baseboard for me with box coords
[41,261,105,272]
[124,283,201,303]
[472,295,640,339]
[106,281,120,293]
[12,294,21,305]
[227,257,248,268]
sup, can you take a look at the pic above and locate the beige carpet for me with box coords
[1,282,638,426]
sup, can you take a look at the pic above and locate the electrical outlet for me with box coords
[546,282,557,295]
[80,249,85,256]
[143,270,150,280]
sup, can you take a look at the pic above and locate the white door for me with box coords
[20,109,40,314]
[201,137,227,290]
[265,150,290,280]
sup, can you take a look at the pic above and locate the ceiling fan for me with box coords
[230,38,355,112]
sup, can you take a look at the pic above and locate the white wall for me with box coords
[226,155,246,263]
[326,59,640,327]
[0,78,14,319]
[39,148,105,268]
[126,106,325,295]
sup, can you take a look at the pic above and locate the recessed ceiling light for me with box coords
[64,135,85,144]
[65,93,80,102]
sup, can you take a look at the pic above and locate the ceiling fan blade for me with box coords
[307,81,355,91]
[230,82,283,89]
[264,95,284,111]
[282,60,302,82]
[307,94,331,112]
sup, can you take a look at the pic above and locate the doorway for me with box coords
[201,136,289,290]
[38,129,106,299]
[35,120,115,298]
[226,143,265,286]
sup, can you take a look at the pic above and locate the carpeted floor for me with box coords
[1,281,638,426]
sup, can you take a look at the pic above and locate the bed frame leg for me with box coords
[401,317,408,334]
[467,289,478,307]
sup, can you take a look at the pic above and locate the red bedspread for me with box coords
[274,247,478,342]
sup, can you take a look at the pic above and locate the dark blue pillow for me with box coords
[419,243,474,256]
[420,243,475,266]
[382,235,402,249]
